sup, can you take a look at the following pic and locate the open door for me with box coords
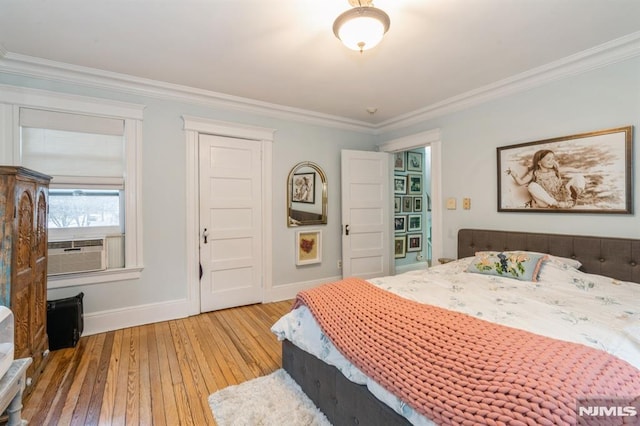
[341,150,392,278]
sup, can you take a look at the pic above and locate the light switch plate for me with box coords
[446,198,456,210]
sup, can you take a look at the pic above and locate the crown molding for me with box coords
[0,83,145,119]
[1,31,639,136]
[377,31,640,133]
[0,52,377,134]
[182,115,276,141]
[378,128,441,152]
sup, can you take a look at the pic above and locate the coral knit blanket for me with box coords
[293,278,640,426]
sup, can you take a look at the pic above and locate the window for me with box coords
[20,109,126,243]
[48,189,122,230]
[0,86,145,288]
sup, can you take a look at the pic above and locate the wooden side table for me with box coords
[0,358,32,426]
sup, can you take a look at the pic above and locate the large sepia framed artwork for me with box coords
[497,126,633,213]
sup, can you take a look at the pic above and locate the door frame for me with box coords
[378,128,443,268]
[183,115,275,315]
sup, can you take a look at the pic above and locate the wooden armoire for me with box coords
[0,166,51,390]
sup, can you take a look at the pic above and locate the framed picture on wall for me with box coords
[402,196,413,212]
[394,152,406,171]
[295,230,322,265]
[394,236,406,258]
[394,196,401,213]
[407,234,422,252]
[407,214,422,232]
[292,172,316,203]
[497,126,633,213]
[407,151,423,172]
[394,215,406,233]
[413,196,422,212]
[394,176,407,194]
[407,175,422,195]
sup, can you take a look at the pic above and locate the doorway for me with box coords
[379,128,442,270]
[340,149,392,279]
[198,134,263,311]
[393,147,432,272]
[183,116,275,315]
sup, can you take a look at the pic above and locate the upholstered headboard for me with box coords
[458,229,640,284]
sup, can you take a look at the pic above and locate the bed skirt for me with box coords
[282,339,411,426]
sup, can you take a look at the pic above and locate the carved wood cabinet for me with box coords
[0,166,51,390]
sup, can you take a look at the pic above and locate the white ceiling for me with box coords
[1,0,640,125]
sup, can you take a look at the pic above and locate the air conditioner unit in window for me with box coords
[48,238,106,276]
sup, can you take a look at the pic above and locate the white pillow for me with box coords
[544,254,582,270]
[536,257,579,283]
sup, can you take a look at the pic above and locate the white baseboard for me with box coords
[83,298,193,336]
[82,275,342,336]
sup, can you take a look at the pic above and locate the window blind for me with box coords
[20,108,125,186]
[20,108,124,136]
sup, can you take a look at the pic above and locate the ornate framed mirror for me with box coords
[287,161,327,227]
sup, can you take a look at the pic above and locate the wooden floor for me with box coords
[22,300,293,426]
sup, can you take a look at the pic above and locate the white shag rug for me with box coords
[208,369,332,426]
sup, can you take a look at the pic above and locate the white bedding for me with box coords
[271,257,640,425]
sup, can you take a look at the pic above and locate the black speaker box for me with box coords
[47,292,84,350]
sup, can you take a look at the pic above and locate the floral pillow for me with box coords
[466,251,548,282]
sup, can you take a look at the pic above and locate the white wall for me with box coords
[1,53,638,333]
[270,123,375,295]
[0,72,376,333]
[379,56,640,258]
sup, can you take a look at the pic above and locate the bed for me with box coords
[272,229,640,425]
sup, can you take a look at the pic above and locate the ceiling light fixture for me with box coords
[333,0,390,53]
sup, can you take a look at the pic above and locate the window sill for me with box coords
[47,266,143,289]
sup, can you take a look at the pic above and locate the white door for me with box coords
[341,150,391,278]
[199,134,262,311]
